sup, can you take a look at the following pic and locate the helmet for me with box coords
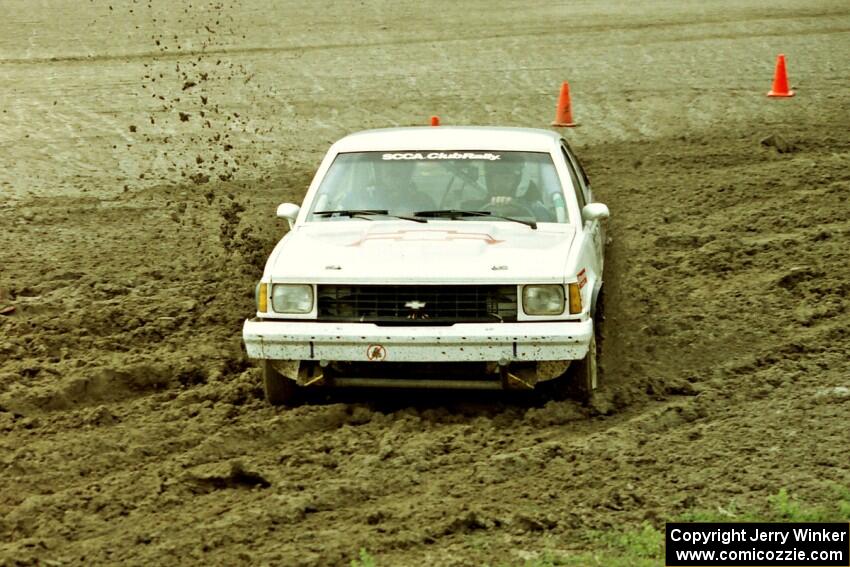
[484,155,525,197]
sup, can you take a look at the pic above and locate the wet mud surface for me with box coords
[1,1,849,565]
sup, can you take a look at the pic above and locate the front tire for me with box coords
[539,329,597,404]
[568,331,598,403]
[262,360,300,407]
[548,287,602,404]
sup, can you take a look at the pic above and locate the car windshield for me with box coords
[306,151,569,224]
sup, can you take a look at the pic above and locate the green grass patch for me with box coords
[350,548,377,567]
[553,522,664,567]
[477,523,664,567]
[679,485,850,523]
[349,487,850,567]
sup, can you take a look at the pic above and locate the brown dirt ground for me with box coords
[1,1,849,565]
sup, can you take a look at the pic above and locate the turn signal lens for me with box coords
[256,283,268,313]
[568,283,582,314]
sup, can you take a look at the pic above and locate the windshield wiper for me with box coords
[413,209,537,229]
[314,209,427,223]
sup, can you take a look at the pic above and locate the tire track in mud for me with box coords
[5,129,847,565]
[3,138,849,565]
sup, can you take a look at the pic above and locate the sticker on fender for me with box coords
[577,268,588,289]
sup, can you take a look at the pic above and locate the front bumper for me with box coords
[242,319,592,363]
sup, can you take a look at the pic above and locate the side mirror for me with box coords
[276,203,301,229]
[581,202,609,222]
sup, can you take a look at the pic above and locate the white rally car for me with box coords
[243,126,609,405]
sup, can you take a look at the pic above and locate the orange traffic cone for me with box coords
[551,81,578,127]
[767,54,795,97]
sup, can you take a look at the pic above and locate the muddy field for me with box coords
[1,1,849,565]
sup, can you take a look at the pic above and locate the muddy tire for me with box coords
[549,287,602,404]
[262,360,300,407]
[568,331,598,403]
[539,330,597,404]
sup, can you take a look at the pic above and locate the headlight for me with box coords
[522,284,565,316]
[271,284,313,314]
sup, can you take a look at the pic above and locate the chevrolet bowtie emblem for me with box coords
[404,300,427,310]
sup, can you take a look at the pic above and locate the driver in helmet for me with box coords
[483,157,554,222]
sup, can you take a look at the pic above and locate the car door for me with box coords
[561,142,603,264]
[560,142,604,310]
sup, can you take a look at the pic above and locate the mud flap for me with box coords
[500,360,571,390]
[272,360,325,386]
[271,360,300,380]
[537,360,571,382]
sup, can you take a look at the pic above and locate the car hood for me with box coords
[265,221,575,284]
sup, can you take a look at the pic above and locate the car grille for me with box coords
[317,284,518,324]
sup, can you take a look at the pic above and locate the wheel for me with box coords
[538,332,596,404]
[572,285,605,403]
[262,360,300,407]
[568,331,598,404]
[543,288,602,404]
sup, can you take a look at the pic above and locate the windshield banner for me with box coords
[382,152,502,161]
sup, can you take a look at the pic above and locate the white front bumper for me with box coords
[242,319,592,362]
